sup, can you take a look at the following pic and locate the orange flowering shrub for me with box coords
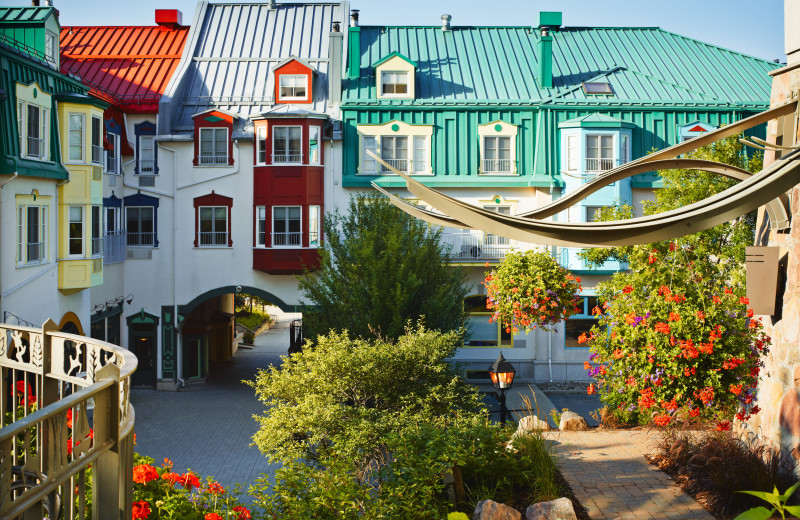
[584,243,769,426]
[484,250,583,333]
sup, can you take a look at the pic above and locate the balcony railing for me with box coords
[104,230,126,264]
[139,159,155,173]
[585,157,614,171]
[441,231,512,261]
[272,153,302,164]
[198,231,228,246]
[381,158,408,173]
[26,136,43,158]
[126,231,154,247]
[198,155,228,165]
[481,159,513,174]
[272,231,302,246]
[91,144,103,164]
[0,321,137,519]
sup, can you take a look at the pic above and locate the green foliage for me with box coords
[484,250,583,333]
[735,482,800,520]
[298,195,468,341]
[236,309,270,332]
[247,324,485,468]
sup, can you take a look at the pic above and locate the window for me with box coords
[362,136,378,173]
[482,206,511,247]
[566,134,578,171]
[127,207,155,246]
[45,31,57,66]
[91,205,102,257]
[256,127,267,165]
[16,203,47,265]
[105,206,121,234]
[256,206,267,246]
[586,206,604,222]
[621,134,630,164]
[412,136,427,173]
[106,133,120,173]
[463,296,515,348]
[68,114,84,162]
[582,82,613,95]
[380,136,408,172]
[278,75,307,100]
[273,126,302,163]
[18,102,48,160]
[198,207,228,246]
[272,206,301,247]
[565,296,604,348]
[91,116,102,164]
[199,128,228,165]
[139,136,155,173]
[483,136,511,173]
[586,135,614,171]
[381,71,408,95]
[308,126,320,165]
[309,205,320,246]
[69,206,83,256]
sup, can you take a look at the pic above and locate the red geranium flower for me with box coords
[654,414,671,426]
[132,500,151,520]
[161,472,181,487]
[206,481,225,495]
[716,421,731,431]
[233,506,252,520]
[133,464,159,485]
[587,384,595,395]
[180,472,201,491]
[205,514,223,520]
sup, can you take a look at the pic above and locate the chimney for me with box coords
[347,10,361,79]
[267,0,276,9]
[155,9,183,29]
[441,14,451,32]
[329,21,343,107]
[536,12,561,89]
[31,0,40,6]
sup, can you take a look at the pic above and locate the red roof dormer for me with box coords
[273,57,314,105]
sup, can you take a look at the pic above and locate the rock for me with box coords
[559,411,588,431]
[526,497,577,520]
[517,415,551,433]
[473,499,522,520]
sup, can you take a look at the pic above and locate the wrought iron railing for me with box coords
[0,320,137,519]
[126,232,154,247]
[198,155,228,165]
[272,231,302,246]
[481,159,513,174]
[381,159,408,173]
[585,157,614,171]
[272,153,302,164]
[198,231,228,246]
[441,231,512,260]
[139,159,155,173]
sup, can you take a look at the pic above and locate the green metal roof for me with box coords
[558,113,635,128]
[373,51,417,68]
[343,25,777,108]
[0,7,55,24]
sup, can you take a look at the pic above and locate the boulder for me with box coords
[473,499,522,520]
[559,411,588,431]
[526,497,577,520]
[517,415,551,433]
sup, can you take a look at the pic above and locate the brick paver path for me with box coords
[131,320,292,489]
[545,430,713,520]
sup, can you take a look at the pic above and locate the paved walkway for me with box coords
[131,320,294,489]
[545,430,713,520]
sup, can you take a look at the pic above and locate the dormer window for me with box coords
[273,57,314,104]
[45,31,57,66]
[374,53,417,100]
[192,110,235,167]
[279,75,308,100]
[478,121,518,175]
[199,128,228,165]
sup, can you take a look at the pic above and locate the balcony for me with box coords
[104,230,126,264]
[272,153,303,164]
[481,159,513,175]
[380,158,408,173]
[0,321,137,519]
[198,231,229,246]
[127,231,154,247]
[441,231,513,261]
[585,157,614,172]
[272,231,302,247]
[198,155,228,165]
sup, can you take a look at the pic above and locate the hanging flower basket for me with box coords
[483,250,583,333]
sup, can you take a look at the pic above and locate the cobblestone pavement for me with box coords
[131,320,294,489]
[545,430,713,520]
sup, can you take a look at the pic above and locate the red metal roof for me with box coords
[60,24,188,113]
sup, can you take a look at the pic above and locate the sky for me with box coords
[8,0,786,62]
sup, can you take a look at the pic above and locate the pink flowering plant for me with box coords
[583,242,769,428]
[484,250,583,333]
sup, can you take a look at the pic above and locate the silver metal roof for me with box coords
[160,1,348,134]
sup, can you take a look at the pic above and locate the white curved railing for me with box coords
[0,319,137,519]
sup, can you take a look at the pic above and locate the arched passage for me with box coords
[179,285,295,315]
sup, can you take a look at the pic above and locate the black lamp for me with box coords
[488,352,516,424]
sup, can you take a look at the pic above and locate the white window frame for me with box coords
[566,134,578,171]
[309,205,320,247]
[585,134,615,172]
[105,133,120,174]
[482,136,512,174]
[45,31,57,66]
[68,113,85,163]
[380,135,409,173]
[621,134,631,164]
[272,126,303,164]
[278,74,308,101]
[256,127,267,165]
[308,125,321,165]
[256,206,267,246]
[198,127,228,165]
[198,206,229,247]
[380,71,409,97]
[91,205,103,257]
[105,206,121,234]
[16,201,48,266]
[139,135,155,173]
[17,101,49,161]
[91,115,103,165]
[356,121,433,175]
[126,206,155,247]
[68,205,84,258]
[478,121,518,175]
[271,206,302,248]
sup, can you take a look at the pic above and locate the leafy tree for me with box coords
[581,135,769,426]
[299,195,468,341]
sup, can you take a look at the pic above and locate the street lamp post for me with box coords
[488,351,516,424]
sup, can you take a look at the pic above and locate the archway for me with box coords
[58,312,84,335]
[180,285,295,315]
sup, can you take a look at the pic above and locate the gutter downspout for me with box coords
[0,171,19,189]
[0,157,19,323]
[548,327,553,383]
[160,144,185,391]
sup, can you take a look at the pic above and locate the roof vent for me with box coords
[30,0,40,5]
[441,14,452,31]
[332,21,341,32]
[267,0,276,9]
[350,9,359,27]
[155,9,183,29]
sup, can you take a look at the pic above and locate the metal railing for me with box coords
[381,158,408,173]
[198,155,228,165]
[272,153,302,164]
[272,231,302,246]
[0,320,137,519]
[198,231,228,246]
[91,145,103,165]
[585,157,614,171]
[126,231,154,247]
[104,231,126,264]
[481,159,513,174]
[26,136,43,158]
[441,231,512,260]
[139,159,155,173]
